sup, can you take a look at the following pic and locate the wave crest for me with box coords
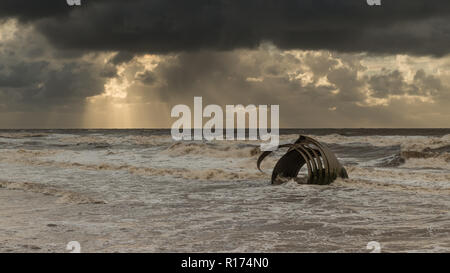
[0,133,48,139]
[311,134,450,149]
[334,178,450,195]
[0,181,106,204]
[164,142,261,158]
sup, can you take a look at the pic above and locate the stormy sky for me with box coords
[0,0,449,128]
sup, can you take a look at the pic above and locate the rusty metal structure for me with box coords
[257,135,348,185]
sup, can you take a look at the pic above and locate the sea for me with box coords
[0,129,449,252]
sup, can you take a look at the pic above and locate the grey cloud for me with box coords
[368,70,411,98]
[136,71,157,85]
[0,61,49,88]
[33,63,104,101]
[110,52,136,65]
[413,69,445,97]
[368,69,447,99]
[120,49,449,127]
[304,52,339,79]
[0,62,106,112]
[1,1,450,56]
[100,63,119,78]
[0,24,107,112]
[327,66,366,102]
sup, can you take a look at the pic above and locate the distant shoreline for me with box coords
[1,128,449,137]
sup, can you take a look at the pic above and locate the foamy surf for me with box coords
[0,181,106,204]
[0,129,449,252]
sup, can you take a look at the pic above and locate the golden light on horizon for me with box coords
[82,97,171,128]
[81,53,170,128]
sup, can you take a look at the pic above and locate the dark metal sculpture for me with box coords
[257,135,348,185]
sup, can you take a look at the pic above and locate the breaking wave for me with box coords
[309,134,450,150]
[164,142,261,158]
[333,178,450,195]
[376,144,450,169]
[0,181,106,204]
[58,135,172,147]
[0,153,266,181]
[76,162,266,181]
[0,133,49,139]
[345,165,450,183]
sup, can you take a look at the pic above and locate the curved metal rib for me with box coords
[257,144,294,172]
[292,146,313,183]
[308,145,325,184]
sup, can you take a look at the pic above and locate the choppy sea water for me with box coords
[0,129,449,252]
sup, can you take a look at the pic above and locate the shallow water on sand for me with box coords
[0,129,449,252]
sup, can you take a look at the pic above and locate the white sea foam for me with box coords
[311,133,450,150]
[0,131,449,252]
[164,141,261,158]
[0,181,106,204]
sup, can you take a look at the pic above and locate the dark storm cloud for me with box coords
[368,70,412,98]
[0,24,108,112]
[136,71,157,85]
[110,52,136,65]
[413,69,445,97]
[1,0,450,56]
[0,0,70,20]
[368,69,447,99]
[327,66,366,102]
[0,62,106,111]
[0,61,49,88]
